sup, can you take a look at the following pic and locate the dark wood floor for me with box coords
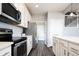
[29,40,55,56]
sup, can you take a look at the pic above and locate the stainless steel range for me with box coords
[0,28,27,56]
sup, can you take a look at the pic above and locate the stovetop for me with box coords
[12,37,27,44]
[0,28,27,44]
[0,37,27,44]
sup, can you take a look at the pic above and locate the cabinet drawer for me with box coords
[69,42,79,55]
[0,46,11,56]
[68,51,79,56]
[59,39,68,48]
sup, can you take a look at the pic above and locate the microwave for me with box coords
[0,3,21,24]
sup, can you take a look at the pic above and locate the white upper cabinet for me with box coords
[13,3,31,28]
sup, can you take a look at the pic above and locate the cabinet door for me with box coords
[27,36,32,55]
[61,47,68,56]
[53,42,57,55]
[53,37,56,55]
[59,39,68,56]
[53,37,59,56]
[0,46,11,56]
[27,39,30,55]
[13,3,29,28]
[68,51,79,56]
[69,42,79,56]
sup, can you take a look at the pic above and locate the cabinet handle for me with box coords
[64,50,66,55]
[71,47,79,55]
[71,47,78,52]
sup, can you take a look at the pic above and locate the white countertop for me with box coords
[54,35,79,44]
[26,35,32,37]
[21,34,32,37]
[0,42,13,51]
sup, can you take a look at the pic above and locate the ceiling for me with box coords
[26,3,70,15]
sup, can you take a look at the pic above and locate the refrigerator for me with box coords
[26,22,37,49]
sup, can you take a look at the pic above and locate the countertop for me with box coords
[54,35,79,44]
[0,42,13,51]
[21,35,32,38]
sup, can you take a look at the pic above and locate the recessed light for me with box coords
[35,5,39,8]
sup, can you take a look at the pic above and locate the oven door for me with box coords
[13,40,27,56]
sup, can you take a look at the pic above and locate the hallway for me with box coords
[29,40,55,56]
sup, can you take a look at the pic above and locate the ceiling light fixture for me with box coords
[69,3,76,16]
[65,3,77,16]
[35,5,39,8]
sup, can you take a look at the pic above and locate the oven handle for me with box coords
[15,40,26,46]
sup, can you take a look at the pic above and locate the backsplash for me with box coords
[0,22,23,37]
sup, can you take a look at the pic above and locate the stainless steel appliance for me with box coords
[26,22,37,49]
[12,37,27,56]
[0,28,27,56]
[0,28,12,41]
[0,3,21,24]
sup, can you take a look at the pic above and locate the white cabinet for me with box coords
[68,51,78,56]
[13,3,31,28]
[0,46,11,56]
[53,36,79,56]
[27,35,32,55]
[53,37,68,56]
[68,42,79,56]
[53,37,59,56]
[53,37,69,56]
[59,39,68,56]
[59,45,68,56]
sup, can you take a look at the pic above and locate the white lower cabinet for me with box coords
[68,42,79,56]
[53,37,58,55]
[27,35,32,55]
[53,38,59,56]
[53,37,79,56]
[60,47,68,56]
[0,46,11,56]
[53,37,68,56]
[68,51,78,56]
[59,39,68,56]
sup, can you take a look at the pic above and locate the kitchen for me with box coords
[0,3,79,56]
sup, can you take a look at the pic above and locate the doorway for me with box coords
[37,23,45,41]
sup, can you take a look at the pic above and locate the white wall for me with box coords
[0,22,23,37]
[47,12,64,47]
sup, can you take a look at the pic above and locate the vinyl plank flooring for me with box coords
[29,40,55,56]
